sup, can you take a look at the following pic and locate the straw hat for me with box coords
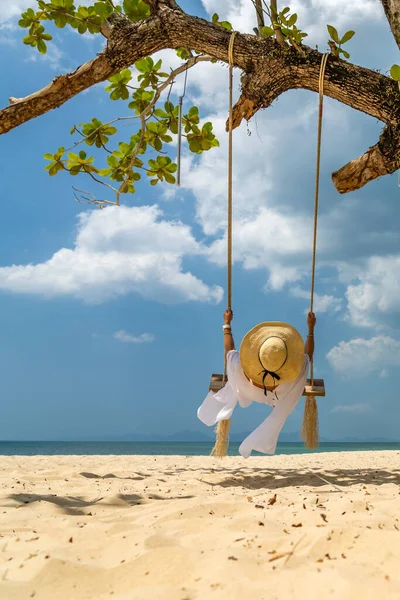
[239,322,304,387]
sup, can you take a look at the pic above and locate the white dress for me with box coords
[198,350,310,458]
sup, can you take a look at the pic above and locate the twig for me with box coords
[270,0,285,45]
[84,169,118,193]
[283,534,305,567]
[73,187,117,208]
[313,473,346,493]
[269,551,292,562]
[253,0,265,30]
[116,112,146,204]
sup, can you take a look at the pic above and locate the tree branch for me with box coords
[231,49,400,129]
[2,4,400,194]
[332,126,400,193]
[228,48,400,192]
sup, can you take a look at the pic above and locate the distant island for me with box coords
[53,430,400,444]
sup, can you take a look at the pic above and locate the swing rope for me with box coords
[211,31,237,458]
[302,52,329,450]
[226,31,236,311]
[310,52,328,324]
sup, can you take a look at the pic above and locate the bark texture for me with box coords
[1,0,400,194]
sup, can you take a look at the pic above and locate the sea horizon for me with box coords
[1,440,400,456]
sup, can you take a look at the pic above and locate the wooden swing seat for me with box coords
[209,373,325,397]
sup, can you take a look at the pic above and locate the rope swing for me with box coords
[211,31,238,458]
[301,52,329,449]
[209,38,328,457]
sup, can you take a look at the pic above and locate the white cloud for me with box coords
[114,330,155,344]
[0,205,223,305]
[290,286,342,313]
[201,0,382,43]
[344,255,400,327]
[327,335,400,376]
[0,22,18,44]
[206,206,311,289]
[180,94,347,237]
[0,1,36,23]
[26,42,66,71]
[331,403,373,414]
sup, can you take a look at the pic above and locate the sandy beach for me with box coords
[0,451,399,599]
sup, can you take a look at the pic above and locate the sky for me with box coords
[0,0,400,442]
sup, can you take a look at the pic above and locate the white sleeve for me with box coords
[197,355,239,427]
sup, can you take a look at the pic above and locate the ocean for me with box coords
[1,441,400,456]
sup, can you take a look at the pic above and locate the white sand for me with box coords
[1,451,400,599]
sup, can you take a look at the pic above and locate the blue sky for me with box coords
[0,0,400,442]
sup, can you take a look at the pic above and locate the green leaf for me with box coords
[154,108,168,118]
[23,35,35,45]
[189,139,201,153]
[188,106,199,118]
[69,166,81,176]
[327,24,339,43]
[219,20,232,30]
[146,122,158,133]
[110,89,121,101]
[150,179,158,186]
[281,7,290,15]
[164,172,175,184]
[390,64,400,81]
[49,165,59,176]
[260,25,274,37]
[121,86,129,100]
[202,122,213,134]
[339,30,355,44]
[54,13,67,28]
[93,1,113,20]
[341,49,350,59]
[123,0,150,21]
[212,12,219,23]
[280,13,288,26]
[135,58,149,73]
[37,39,47,54]
[79,150,86,159]
[201,139,212,150]
[287,13,297,27]
[176,47,191,60]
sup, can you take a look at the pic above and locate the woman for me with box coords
[198,309,317,458]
